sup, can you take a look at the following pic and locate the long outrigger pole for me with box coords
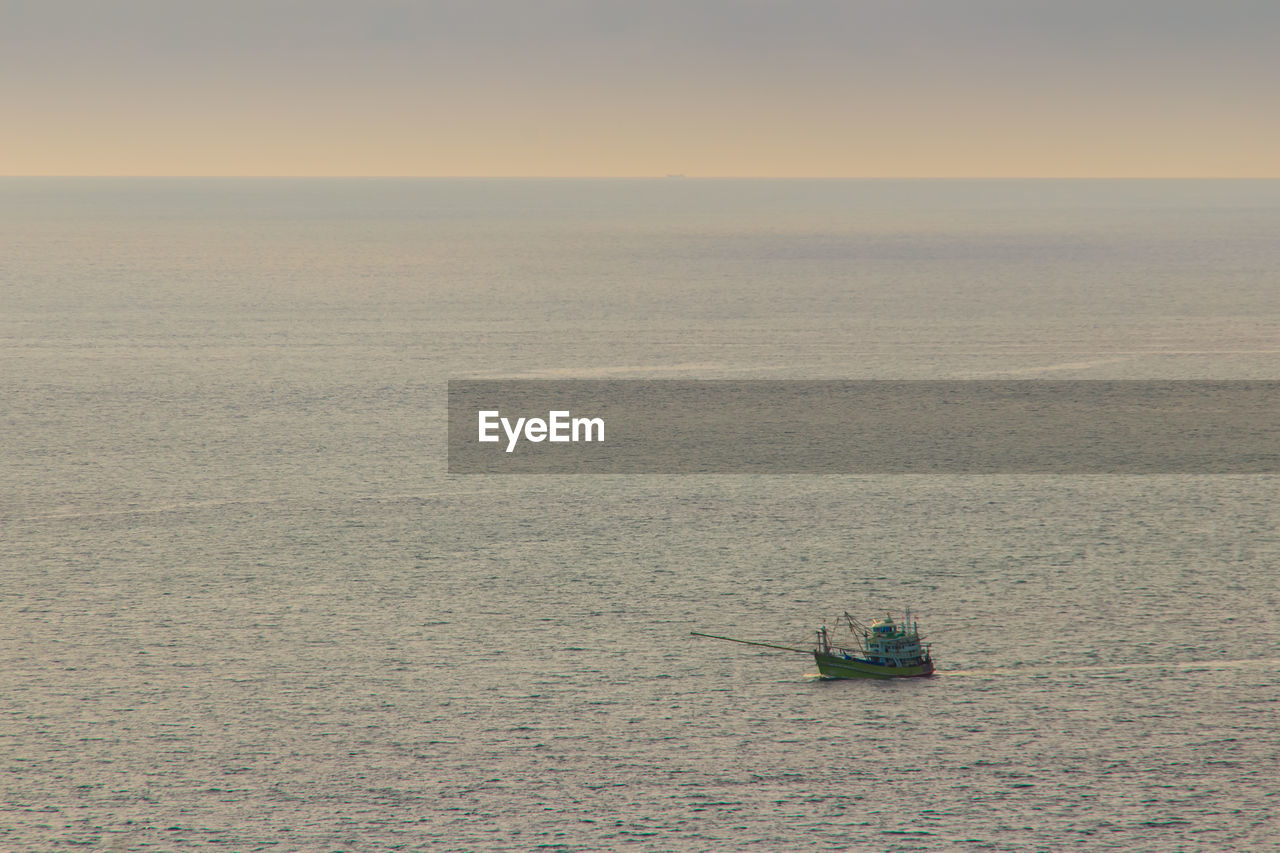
[690,631,811,655]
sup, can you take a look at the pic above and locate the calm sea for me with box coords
[2,179,1278,850]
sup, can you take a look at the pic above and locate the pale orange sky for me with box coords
[4,1,1278,177]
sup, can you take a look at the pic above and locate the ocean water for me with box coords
[2,178,1279,850]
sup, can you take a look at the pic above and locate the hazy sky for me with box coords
[4,0,1278,176]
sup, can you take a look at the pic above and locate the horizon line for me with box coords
[5,174,1280,181]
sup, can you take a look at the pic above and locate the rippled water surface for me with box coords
[3,179,1279,850]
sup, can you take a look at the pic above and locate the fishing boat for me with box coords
[692,610,934,679]
[814,612,934,678]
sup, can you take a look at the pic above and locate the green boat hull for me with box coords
[814,651,934,679]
